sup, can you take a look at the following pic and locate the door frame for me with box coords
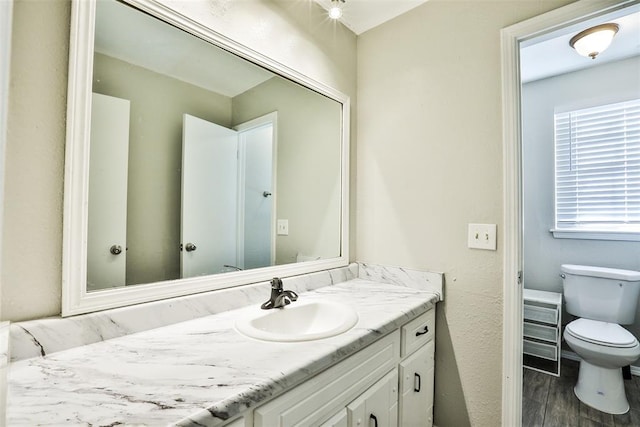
[234,112,278,269]
[500,0,638,424]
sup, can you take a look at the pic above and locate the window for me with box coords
[553,98,640,241]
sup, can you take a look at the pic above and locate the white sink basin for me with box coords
[235,300,359,342]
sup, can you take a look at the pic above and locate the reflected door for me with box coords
[87,93,130,290]
[181,114,238,278]
[236,117,275,270]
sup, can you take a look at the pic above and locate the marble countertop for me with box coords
[7,279,439,426]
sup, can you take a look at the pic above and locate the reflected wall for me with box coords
[93,53,233,285]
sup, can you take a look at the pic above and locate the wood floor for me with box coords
[523,359,640,427]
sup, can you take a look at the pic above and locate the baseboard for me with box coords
[561,350,640,377]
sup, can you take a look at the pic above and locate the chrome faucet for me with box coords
[261,277,298,310]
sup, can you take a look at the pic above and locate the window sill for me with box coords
[550,229,640,242]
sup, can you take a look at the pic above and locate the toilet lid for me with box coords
[566,319,638,348]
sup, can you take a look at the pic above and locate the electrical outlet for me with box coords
[467,223,497,250]
[277,219,289,236]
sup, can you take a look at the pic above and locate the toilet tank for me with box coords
[561,264,640,325]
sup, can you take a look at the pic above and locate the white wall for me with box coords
[357,0,574,425]
[0,0,12,323]
[522,56,640,341]
[0,4,9,416]
[2,0,69,321]
[0,321,7,424]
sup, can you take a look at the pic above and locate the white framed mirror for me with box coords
[63,0,350,316]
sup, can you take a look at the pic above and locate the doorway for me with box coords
[501,0,640,425]
[234,112,278,270]
[180,112,277,278]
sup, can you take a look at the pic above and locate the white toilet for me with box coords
[561,264,640,414]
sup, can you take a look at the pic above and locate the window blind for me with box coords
[554,98,640,231]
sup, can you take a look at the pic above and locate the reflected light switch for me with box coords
[277,219,289,236]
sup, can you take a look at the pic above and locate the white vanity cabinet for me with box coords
[254,331,399,426]
[225,418,249,427]
[347,370,398,427]
[399,309,436,427]
[319,409,348,427]
[399,341,435,426]
[247,307,436,427]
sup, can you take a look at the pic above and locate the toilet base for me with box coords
[574,360,629,415]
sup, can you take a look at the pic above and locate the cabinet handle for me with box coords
[369,414,378,427]
[414,372,421,392]
[416,325,429,336]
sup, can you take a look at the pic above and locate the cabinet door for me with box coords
[347,370,398,427]
[320,409,348,427]
[254,332,400,427]
[399,341,434,427]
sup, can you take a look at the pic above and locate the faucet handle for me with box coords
[283,290,298,302]
[271,277,283,290]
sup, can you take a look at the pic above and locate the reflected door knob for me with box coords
[110,245,123,255]
[185,243,197,252]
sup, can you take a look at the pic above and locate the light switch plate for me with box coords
[468,223,497,250]
[277,219,289,236]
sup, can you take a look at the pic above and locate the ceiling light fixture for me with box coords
[569,23,620,59]
[328,0,345,20]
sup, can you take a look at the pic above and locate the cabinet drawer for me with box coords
[523,338,557,361]
[401,309,435,357]
[523,322,557,343]
[524,304,558,325]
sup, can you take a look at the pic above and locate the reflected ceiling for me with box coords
[95,0,274,96]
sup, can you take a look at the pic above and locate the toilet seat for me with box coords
[565,319,638,348]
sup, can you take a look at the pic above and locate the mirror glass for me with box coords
[86,0,344,291]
